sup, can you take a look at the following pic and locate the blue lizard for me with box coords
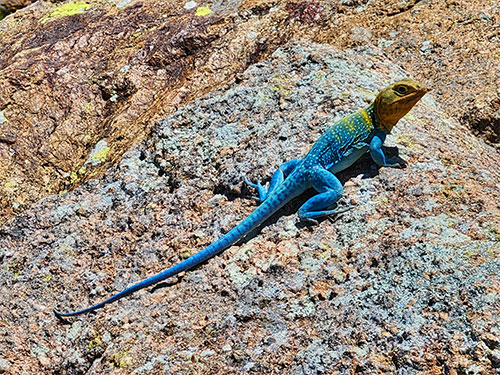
[55,78,428,317]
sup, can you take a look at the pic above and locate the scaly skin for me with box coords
[55,78,429,318]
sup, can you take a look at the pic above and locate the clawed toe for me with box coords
[244,176,268,202]
[244,177,260,189]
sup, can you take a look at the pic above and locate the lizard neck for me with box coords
[369,101,395,133]
[366,102,391,133]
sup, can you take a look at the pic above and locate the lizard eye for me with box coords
[395,85,409,95]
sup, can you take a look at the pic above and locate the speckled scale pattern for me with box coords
[305,103,378,170]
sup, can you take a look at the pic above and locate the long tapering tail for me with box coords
[54,181,301,317]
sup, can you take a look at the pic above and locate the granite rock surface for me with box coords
[0,0,498,223]
[1,41,499,375]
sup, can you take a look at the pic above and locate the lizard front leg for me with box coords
[369,131,403,168]
[245,159,302,202]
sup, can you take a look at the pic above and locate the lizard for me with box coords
[55,78,428,318]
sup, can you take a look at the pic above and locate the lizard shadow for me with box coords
[247,145,405,232]
[152,146,404,291]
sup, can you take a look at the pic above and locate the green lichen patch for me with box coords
[82,102,93,113]
[110,351,133,368]
[68,140,110,185]
[69,171,79,184]
[6,259,25,280]
[195,6,212,16]
[87,329,103,351]
[59,244,77,257]
[271,74,293,98]
[396,134,422,149]
[68,164,87,184]
[90,143,110,165]
[40,1,92,24]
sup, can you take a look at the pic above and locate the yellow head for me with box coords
[374,78,429,132]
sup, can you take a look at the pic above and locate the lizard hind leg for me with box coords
[298,166,347,222]
[244,177,268,202]
[245,159,302,202]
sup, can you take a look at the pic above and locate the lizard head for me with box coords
[374,78,429,132]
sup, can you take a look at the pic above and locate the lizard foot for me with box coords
[299,198,352,222]
[244,176,268,202]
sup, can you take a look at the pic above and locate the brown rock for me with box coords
[0,3,499,373]
[0,0,34,19]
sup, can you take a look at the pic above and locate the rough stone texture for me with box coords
[1,42,498,375]
[0,0,34,19]
[315,0,500,146]
[0,0,499,224]
[0,0,282,223]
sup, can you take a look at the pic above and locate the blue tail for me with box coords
[54,181,300,317]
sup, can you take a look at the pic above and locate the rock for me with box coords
[0,0,34,19]
[0,40,498,374]
[420,40,433,55]
[0,0,499,224]
[0,358,10,372]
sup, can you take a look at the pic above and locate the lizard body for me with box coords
[55,79,428,318]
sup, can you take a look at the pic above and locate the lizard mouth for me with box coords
[416,86,430,97]
[406,86,430,103]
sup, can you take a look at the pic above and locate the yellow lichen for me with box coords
[7,260,25,280]
[69,171,79,184]
[271,75,293,97]
[41,1,92,24]
[59,245,76,257]
[91,146,110,164]
[87,330,103,350]
[463,248,478,258]
[78,166,87,175]
[82,102,93,113]
[195,6,212,16]
[396,134,415,148]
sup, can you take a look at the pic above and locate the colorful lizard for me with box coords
[55,78,428,318]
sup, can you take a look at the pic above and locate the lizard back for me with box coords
[304,104,378,172]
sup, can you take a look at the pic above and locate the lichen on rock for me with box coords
[0,40,498,374]
[40,1,92,24]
